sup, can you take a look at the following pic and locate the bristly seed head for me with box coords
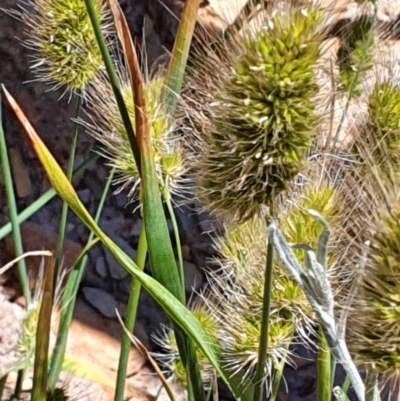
[186,5,326,223]
[15,0,111,95]
[349,197,400,380]
[83,75,185,203]
[337,16,375,98]
[363,81,400,171]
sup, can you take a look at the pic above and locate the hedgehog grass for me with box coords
[186,5,326,224]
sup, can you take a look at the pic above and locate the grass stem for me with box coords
[114,223,147,401]
[253,232,274,401]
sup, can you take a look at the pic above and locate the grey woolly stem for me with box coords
[268,222,365,401]
[253,235,274,401]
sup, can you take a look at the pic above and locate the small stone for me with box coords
[82,287,118,318]
[181,245,190,260]
[3,221,82,292]
[9,147,32,198]
[105,238,136,280]
[183,260,203,293]
[77,188,92,204]
[130,218,143,237]
[95,256,108,278]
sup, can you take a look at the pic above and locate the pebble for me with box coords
[77,188,92,204]
[183,260,204,293]
[95,256,108,278]
[130,218,143,237]
[9,147,32,198]
[104,238,137,280]
[82,287,118,319]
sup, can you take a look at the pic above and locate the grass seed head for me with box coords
[16,0,110,94]
[186,5,326,223]
[337,16,375,97]
[84,75,185,202]
[363,81,400,170]
[153,305,217,389]
[349,198,400,378]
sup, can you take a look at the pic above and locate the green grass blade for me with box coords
[31,256,54,401]
[83,0,141,172]
[163,188,184,294]
[53,94,82,288]
[48,169,115,388]
[162,0,202,117]
[317,329,332,401]
[114,224,147,401]
[0,94,30,303]
[3,84,244,400]
[0,153,97,241]
[253,237,274,401]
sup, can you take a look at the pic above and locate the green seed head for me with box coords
[187,6,325,223]
[17,0,109,93]
[154,305,217,389]
[46,388,69,401]
[337,16,375,97]
[349,200,400,376]
[364,81,400,170]
[84,76,184,200]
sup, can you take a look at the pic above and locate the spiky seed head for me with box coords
[16,0,110,94]
[187,6,325,223]
[362,81,400,170]
[349,199,400,379]
[153,305,217,389]
[278,180,340,264]
[201,166,341,388]
[46,388,69,401]
[83,76,184,201]
[337,16,375,97]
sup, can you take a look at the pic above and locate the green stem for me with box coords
[11,369,25,401]
[0,374,8,400]
[83,0,141,172]
[47,168,115,388]
[342,376,350,395]
[269,346,288,401]
[331,354,337,392]
[114,224,147,401]
[365,370,380,401]
[253,236,274,401]
[317,328,331,401]
[162,0,202,118]
[53,93,82,289]
[330,4,377,151]
[163,187,185,301]
[0,154,97,241]
[0,97,30,303]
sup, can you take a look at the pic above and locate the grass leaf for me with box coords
[2,84,243,399]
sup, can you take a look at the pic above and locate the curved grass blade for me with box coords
[162,0,202,117]
[2,84,243,401]
[0,153,97,241]
[100,3,204,398]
